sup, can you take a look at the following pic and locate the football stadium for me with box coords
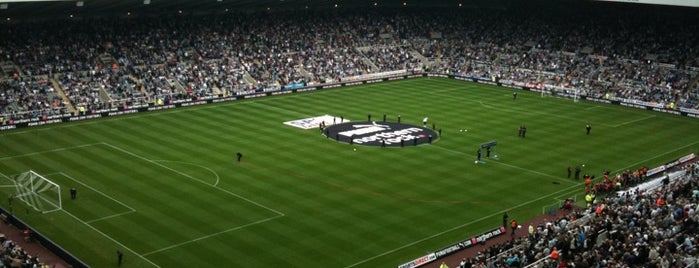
[0,0,698,267]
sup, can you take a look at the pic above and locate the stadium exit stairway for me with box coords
[49,78,77,115]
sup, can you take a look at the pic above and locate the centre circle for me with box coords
[323,121,439,147]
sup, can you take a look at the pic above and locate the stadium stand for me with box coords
[435,162,698,268]
[1,7,697,124]
[0,2,697,266]
[0,6,699,123]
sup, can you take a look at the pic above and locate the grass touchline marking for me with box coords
[430,90,616,127]
[0,143,103,161]
[0,94,303,137]
[344,183,581,268]
[142,214,284,256]
[241,100,312,118]
[60,209,162,268]
[611,141,699,174]
[432,145,580,185]
[538,140,699,217]
[101,142,285,217]
[611,115,656,127]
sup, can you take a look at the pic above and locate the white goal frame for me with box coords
[13,170,62,214]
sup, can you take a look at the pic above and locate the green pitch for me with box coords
[0,78,697,267]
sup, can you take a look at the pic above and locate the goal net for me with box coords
[13,170,62,213]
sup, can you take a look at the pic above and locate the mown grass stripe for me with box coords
[0,77,697,267]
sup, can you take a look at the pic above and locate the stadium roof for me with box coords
[0,0,510,18]
[0,0,695,19]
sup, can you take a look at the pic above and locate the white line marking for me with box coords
[85,211,137,224]
[101,142,284,216]
[611,115,656,127]
[479,101,495,109]
[0,95,302,137]
[430,90,616,127]
[33,148,284,259]
[60,209,161,267]
[432,145,579,185]
[244,101,311,117]
[344,183,581,268]
[142,214,284,256]
[59,172,137,212]
[57,172,137,223]
[348,139,671,267]
[612,141,699,172]
[541,141,699,212]
[152,160,221,186]
[0,143,103,161]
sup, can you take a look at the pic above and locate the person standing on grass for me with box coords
[575,166,581,180]
[70,188,77,200]
[518,124,524,137]
[503,212,508,228]
[236,152,243,162]
[117,250,123,266]
[586,123,592,135]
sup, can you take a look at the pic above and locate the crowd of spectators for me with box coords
[447,162,699,268]
[0,7,699,122]
[0,233,47,268]
[0,6,697,124]
[0,76,67,121]
[0,6,697,267]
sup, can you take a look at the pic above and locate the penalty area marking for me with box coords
[48,172,137,223]
[152,160,221,186]
[100,142,285,217]
[60,209,161,267]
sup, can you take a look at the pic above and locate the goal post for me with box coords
[542,85,581,103]
[13,170,62,214]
